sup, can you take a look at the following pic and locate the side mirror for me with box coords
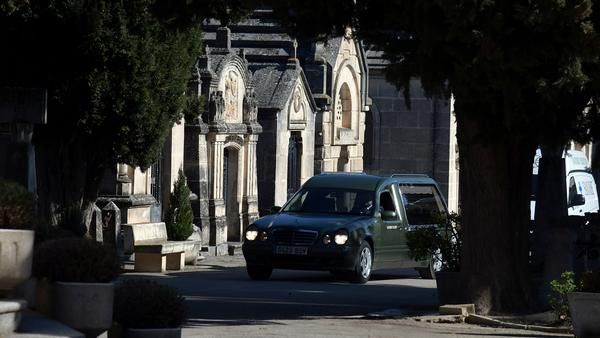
[381,210,397,221]
[270,206,282,214]
[569,194,586,208]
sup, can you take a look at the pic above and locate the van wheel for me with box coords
[350,242,373,284]
[247,265,272,280]
[416,253,442,279]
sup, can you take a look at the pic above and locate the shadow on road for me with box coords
[121,261,438,327]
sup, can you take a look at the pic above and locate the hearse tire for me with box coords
[350,242,373,284]
[247,265,273,280]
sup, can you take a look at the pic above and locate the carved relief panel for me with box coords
[220,69,244,124]
[288,84,307,130]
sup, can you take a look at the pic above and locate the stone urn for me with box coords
[126,327,182,338]
[0,229,34,291]
[52,281,114,338]
[568,292,600,338]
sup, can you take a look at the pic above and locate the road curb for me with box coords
[465,314,572,334]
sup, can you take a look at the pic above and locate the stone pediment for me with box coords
[288,80,310,130]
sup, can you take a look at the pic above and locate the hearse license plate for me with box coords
[276,245,308,256]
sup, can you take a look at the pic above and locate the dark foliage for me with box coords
[581,270,600,293]
[406,212,461,272]
[114,279,186,329]
[33,237,121,283]
[0,180,35,229]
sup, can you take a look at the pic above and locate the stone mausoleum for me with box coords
[97,9,457,256]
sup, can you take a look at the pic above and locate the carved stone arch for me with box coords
[209,54,251,90]
[209,55,252,124]
[332,61,361,144]
[224,135,244,150]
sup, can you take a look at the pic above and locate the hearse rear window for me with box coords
[398,184,446,225]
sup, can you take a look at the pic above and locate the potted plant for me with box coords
[406,212,463,305]
[568,270,600,337]
[33,237,121,337]
[114,279,187,338]
[0,180,36,293]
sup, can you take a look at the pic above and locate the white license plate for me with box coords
[276,245,308,256]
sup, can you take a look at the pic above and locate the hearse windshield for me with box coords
[282,187,375,216]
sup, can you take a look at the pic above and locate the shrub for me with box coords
[114,279,186,329]
[33,237,121,283]
[548,271,577,322]
[406,212,462,272]
[165,169,194,241]
[0,180,35,229]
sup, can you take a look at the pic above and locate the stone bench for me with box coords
[124,223,188,273]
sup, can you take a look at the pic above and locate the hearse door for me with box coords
[374,185,403,269]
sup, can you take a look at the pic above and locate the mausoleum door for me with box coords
[223,148,241,242]
[287,134,302,199]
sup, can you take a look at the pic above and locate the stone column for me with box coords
[243,134,260,227]
[209,134,227,254]
[116,163,132,195]
[185,123,211,248]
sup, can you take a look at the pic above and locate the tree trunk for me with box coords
[457,110,536,314]
[34,123,107,236]
[533,145,574,308]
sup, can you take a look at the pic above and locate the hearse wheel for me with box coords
[350,242,373,284]
[247,265,273,280]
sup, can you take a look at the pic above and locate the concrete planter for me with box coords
[53,281,114,337]
[568,292,600,338]
[126,327,181,338]
[435,271,464,306]
[0,229,34,291]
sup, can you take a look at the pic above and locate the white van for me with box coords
[531,149,599,220]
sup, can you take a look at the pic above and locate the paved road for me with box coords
[121,256,570,337]
[125,256,437,321]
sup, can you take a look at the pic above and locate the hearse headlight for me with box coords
[323,234,331,245]
[334,230,349,245]
[245,226,259,241]
[259,231,268,241]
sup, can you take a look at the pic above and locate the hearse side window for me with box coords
[398,184,446,225]
[379,188,400,221]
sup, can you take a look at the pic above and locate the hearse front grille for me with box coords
[273,230,318,245]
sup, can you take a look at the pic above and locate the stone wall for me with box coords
[364,74,451,200]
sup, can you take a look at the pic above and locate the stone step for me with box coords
[227,242,243,256]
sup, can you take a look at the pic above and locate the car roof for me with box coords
[390,174,439,185]
[303,173,441,191]
[304,173,388,191]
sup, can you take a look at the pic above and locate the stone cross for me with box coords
[293,39,298,59]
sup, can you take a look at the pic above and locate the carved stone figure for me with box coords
[224,70,239,121]
[244,87,258,123]
[209,90,225,123]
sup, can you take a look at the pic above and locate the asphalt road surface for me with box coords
[120,256,569,338]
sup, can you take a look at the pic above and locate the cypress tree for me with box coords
[165,169,194,241]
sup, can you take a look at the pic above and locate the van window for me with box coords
[568,176,577,201]
[399,184,446,225]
